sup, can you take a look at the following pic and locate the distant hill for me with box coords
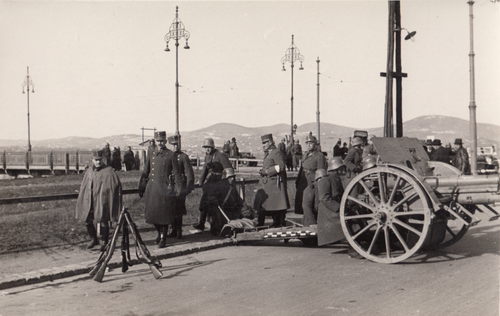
[0,115,498,158]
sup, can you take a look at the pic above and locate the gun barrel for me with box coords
[424,174,500,205]
[424,174,499,190]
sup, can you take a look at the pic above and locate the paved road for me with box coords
[1,221,498,316]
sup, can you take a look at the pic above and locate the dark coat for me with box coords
[173,150,195,216]
[452,146,470,174]
[199,149,232,185]
[254,146,290,212]
[142,148,182,225]
[295,149,327,214]
[333,144,342,157]
[75,165,122,223]
[431,146,452,164]
[317,172,345,246]
[344,147,363,174]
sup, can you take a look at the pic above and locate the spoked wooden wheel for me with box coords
[340,166,432,263]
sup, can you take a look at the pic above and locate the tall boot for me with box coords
[99,224,110,252]
[154,224,162,244]
[86,223,99,249]
[176,217,183,239]
[193,210,207,231]
[158,225,168,248]
[167,220,178,238]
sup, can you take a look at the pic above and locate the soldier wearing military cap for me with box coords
[139,131,183,248]
[193,138,233,231]
[167,134,195,239]
[76,149,122,250]
[254,134,290,227]
[452,138,470,174]
[123,146,135,171]
[295,133,327,215]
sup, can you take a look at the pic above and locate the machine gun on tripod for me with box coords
[89,207,163,282]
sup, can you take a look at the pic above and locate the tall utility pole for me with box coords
[316,57,321,146]
[164,6,190,150]
[281,35,304,147]
[381,1,414,137]
[22,66,34,152]
[468,0,478,175]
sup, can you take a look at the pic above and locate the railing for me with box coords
[0,177,280,206]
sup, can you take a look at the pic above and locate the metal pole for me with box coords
[395,1,403,137]
[316,57,321,145]
[175,12,180,149]
[23,66,33,152]
[468,0,478,175]
[384,1,396,138]
[290,38,294,146]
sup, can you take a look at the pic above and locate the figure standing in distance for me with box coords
[167,135,195,239]
[193,138,232,231]
[254,134,290,227]
[138,131,181,248]
[430,139,451,164]
[123,146,135,171]
[452,138,470,174]
[278,138,287,154]
[362,135,377,158]
[102,143,112,167]
[293,139,303,171]
[341,142,349,160]
[75,149,122,250]
[333,139,342,157]
[134,151,141,170]
[295,134,327,215]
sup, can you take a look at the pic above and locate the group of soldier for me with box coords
[102,143,141,172]
[76,130,471,252]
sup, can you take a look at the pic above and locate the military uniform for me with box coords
[295,147,327,215]
[76,149,122,250]
[142,146,181,225]
[344,146,363,174]
[254,134,289,227]
[316,172,345,246]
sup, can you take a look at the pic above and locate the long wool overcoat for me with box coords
[142,148,181,225]
[317,172,345,246]
[75,165,122,223]
[295,149,327,214]
[254,145,290,212]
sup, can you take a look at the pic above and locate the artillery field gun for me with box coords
[233,137,499,264]
[339,137,499,263]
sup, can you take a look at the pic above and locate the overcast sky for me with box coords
[1,0,498,141]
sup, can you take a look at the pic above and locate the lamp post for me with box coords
[316,57,321,146]
[22,66,34,152]
[164,6,190,150]
[281,34,304,149]
[468,0,478,175]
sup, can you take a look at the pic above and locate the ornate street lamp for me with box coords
[22,66,34,152]
[164,6,190,150]
[281,34,304,153]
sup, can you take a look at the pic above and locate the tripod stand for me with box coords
[89,207,163,282]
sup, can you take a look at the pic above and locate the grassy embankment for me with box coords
[0,170,297,253]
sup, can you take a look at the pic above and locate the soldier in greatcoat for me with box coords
[138,131,182,248]
[295,134,327,215]
[193,138,233,231]
[76,149,122,250]
[316,157,346,246]
[254,134,290,227]
[167,135,195,239]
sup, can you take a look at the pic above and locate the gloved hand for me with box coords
[259,169,266,177]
